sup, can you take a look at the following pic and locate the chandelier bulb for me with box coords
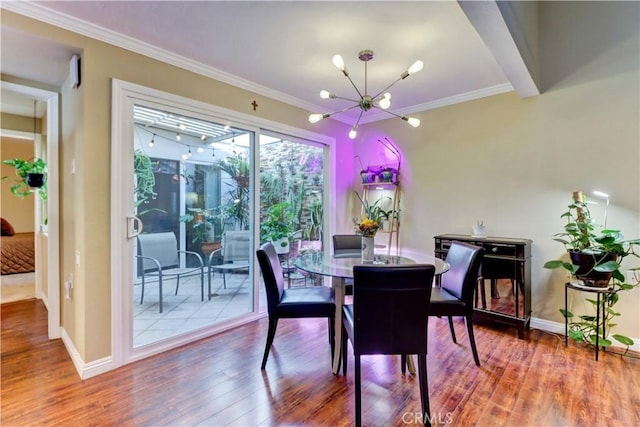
[320,90,331,99]
[407,60,424,75]
[332,54,345,70]
[406,117,421,128]
[349,128,357,139]
[378,97,391,110]
[308,113,326,124]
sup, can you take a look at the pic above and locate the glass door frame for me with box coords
[111,79,336,368]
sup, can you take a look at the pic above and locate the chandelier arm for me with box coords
[319,104,362,118]
[343,73,364,99]
[372,77,402,101]
[372,106,406,120]
[330,94,361,103]
[353,109,365,130]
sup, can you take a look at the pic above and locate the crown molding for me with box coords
[1,1,321,114]
[359,83,514,124]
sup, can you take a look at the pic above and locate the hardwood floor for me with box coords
[2,299,639,426]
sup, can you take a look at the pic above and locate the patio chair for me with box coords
[207,230,250,295]
[136,232,205,313]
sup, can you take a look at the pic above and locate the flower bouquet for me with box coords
[356,217,380,238]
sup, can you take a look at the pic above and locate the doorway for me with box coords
[0,81,60,339]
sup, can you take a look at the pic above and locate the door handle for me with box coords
[127,216,143,239]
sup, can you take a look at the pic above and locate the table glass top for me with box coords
[293,252,449,279]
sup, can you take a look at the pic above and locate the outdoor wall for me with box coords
[356,1,640,339]
[1,137,35,232]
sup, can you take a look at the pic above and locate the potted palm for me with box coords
[2,157,47,200]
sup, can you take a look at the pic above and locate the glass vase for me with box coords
[361,236,374,263]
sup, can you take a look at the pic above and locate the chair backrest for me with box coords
[332,234,362,258]
[137,232,180,271]
[441,242,484,305]
[352,264,436,355]
[256,242,285,312]
[222,230,251,262]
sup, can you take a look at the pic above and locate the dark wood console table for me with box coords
[434,234,532,339]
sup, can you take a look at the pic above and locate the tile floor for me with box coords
[132,268,312,347]
[132,270,261,347]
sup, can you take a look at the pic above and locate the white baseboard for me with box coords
[530,316,640,353]
[60,327,116,379]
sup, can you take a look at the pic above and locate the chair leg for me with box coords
[158,275,164,313]
[355,355,362,427]
[401,355,407,375]
[208,267,212,300]
[261,317,279,369]
[447,316,457,343]
[328,317,335,360]
[140,274,145,304]
[465,315,481,366]
[174,276,180,295]
[341,323,348,375]
[417,354,431,427]
[200,267,204,301]
[222,271,227,289]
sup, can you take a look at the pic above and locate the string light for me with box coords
[149,134,155,148]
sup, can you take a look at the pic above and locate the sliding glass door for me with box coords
[131,104,254,348]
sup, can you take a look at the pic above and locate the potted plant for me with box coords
[545,192,640,352]
[302,199,323,251]
[544,192,640,287]
[179,208,219,256]
[261,201,294,254]
[2,157,47,200]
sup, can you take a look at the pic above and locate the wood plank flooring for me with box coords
[2,299,639,426]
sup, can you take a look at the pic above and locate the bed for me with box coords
[1,217,35,275]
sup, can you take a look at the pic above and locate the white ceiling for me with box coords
[1,1,537,123]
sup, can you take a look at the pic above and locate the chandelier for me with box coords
[308,49,423,139]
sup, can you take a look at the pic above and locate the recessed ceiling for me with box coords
[1,1,536,123]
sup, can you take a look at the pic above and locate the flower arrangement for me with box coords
[356,217,380,237]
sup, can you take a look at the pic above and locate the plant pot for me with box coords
[378,169,394,183]
[200,241,221,257]
[26,173,45,188]
[360,171,376,184]
[272,238,290,254]
[569,250,617,287]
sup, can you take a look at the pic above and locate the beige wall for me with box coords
[2,10,352,364]
[356,1,640,338]
[2,2,638,365]
[1,137,35,232]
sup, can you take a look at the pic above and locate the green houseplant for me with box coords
[544,192,640,286]
[2,157,47,200]
[544,192,640,351]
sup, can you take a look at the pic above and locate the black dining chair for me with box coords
[332,234,362,258]
[342,264,436,427]
[256,242,336,370]
[332,234,362,295]
[430,242,484,366]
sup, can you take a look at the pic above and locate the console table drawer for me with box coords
[483,243,517,257]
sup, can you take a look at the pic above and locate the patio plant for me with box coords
[2,157,47,200]
[261,201,294,253]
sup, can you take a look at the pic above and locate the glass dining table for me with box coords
[294,251,450,374]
